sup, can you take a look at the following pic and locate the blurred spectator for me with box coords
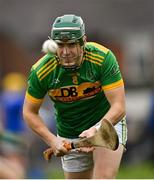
[1,72,27,132]
[146,92,154,162]
[124,90,154,165]
[0,72,28,178]
[0,129,27,178]
[0,72,57,178]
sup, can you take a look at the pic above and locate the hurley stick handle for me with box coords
[43,142,72,161]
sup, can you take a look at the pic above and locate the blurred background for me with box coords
[0,0,154,178]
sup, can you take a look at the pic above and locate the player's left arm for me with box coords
[103,86,126,125]
[100,50,126,125]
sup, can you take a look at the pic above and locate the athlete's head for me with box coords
[51,14,86,70]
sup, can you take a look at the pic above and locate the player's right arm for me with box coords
[23,98,55,146]
[23,98,69,156]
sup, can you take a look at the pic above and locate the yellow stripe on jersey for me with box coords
[25,91,44,103]
[85,51,104,62]
[86,53,103,65]
[37,60,57,79]
[85,58,102,66]
[88,42,109,54]
[33,54,48,70]
[37,60,53,74]
[102,79,124,91]
[40,63,57,81]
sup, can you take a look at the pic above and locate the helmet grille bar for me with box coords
[52,27,81,31]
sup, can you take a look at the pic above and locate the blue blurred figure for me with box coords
[147,92,154,161]
[0,72,28,178]
[0,72,27,133]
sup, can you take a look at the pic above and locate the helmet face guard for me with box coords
[56,41,84,70]
[51,14,85,69]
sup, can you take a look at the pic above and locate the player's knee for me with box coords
[94,168,118,179]
[102,170,117,179]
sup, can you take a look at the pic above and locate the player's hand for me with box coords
[79,126,97,138]
[77,127,97,153]
[50,136,70,157]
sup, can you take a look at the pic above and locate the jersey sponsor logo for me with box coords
[48,81,101,102]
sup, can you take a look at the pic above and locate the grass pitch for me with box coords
[47,161,154,179]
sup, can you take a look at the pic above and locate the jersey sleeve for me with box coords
[25,67,47,103]
[101,50,124,91]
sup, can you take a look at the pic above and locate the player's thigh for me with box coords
[64,168,93,179]
[61,149,93,179]
[93,144,124,178]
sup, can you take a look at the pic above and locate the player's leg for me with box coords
[93,144,124,179]
[64,168,93,179]
[93,118,127,179]
[61,150,93,179]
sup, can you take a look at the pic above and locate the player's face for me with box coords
[56,41,84,69]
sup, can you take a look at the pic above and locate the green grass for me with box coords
[117,161,154,179]
[47,168,64,179]
[47,161,154,179]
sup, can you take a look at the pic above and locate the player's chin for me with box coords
[76,147,95,153]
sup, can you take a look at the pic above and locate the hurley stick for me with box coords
[43,119,119,161]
